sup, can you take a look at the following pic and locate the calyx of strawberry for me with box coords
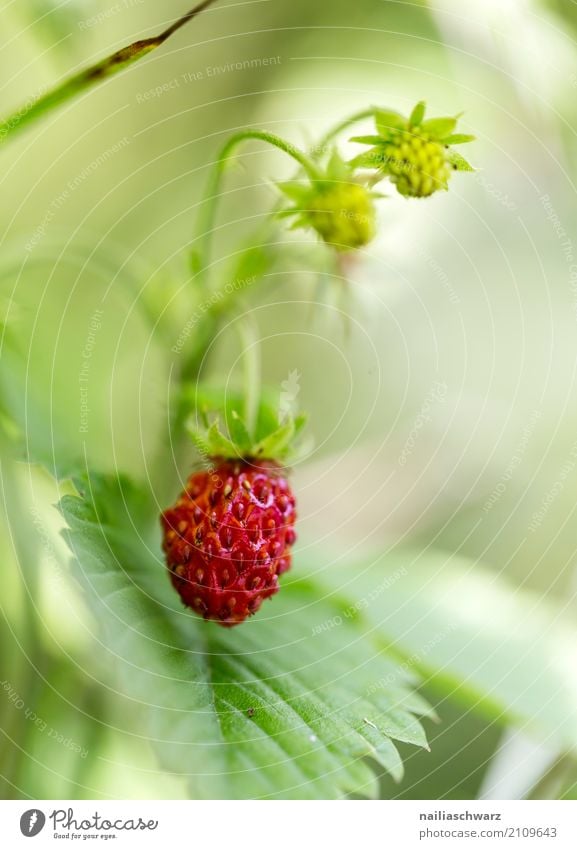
[350,100,475,197]
[277,150,378,251]
[186,386,310,465]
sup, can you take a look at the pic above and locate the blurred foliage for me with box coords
[2,0,577,800]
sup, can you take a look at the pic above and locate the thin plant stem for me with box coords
[173,109,380,437]
[237,312,261,440]
[194,129,323,280]
[0,0,220,147]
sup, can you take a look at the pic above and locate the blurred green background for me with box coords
[2,0,577,800]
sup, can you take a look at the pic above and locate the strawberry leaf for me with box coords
[60,474,432,800]
[313,547,577,750]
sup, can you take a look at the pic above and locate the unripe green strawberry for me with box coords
[306,182,376,249]
[278,150,377,251]
[351,101,475,199]
[381,127,450,198]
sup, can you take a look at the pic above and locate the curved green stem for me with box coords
[315,107,377,155]
[237,312,261,440]
[179,112,379,388]
[175,111,380,439]
[0,0,220,147]
[194,129,323,279]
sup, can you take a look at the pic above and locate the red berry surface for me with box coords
[161,458,297,626]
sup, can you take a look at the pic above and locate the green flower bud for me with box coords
[304,181,376,249]
[278,151,377,251]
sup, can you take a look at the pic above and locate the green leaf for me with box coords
[313,548,577,750]
[60,475,432,800]
[409,101,426,127]
[422,116,458,138]
[0,2,221,148]
[442,133,476,145]
[446,149,475,172]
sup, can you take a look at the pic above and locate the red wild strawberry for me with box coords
[161,458,296,626]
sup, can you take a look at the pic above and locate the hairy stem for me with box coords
[0,0,220,147]
[194,129,323,280]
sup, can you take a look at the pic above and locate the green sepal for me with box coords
[409,100,426,127]
[442,133,476,145]
[188,429,212,459]
[229,410,252,454]
[446,148,475,172]
[349,103,476,191]
[253,418,296,459]
[375,109,405,136]
[348,148,384,169]
[422,116,458,139]
[349,135,384,146]
[186,418,240,460]
[206,421,238,457]
[275,148,377,251]
[324,148,353,180]
[184,385,310,464]
[277,180,309,201]
[276,207,302,220]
